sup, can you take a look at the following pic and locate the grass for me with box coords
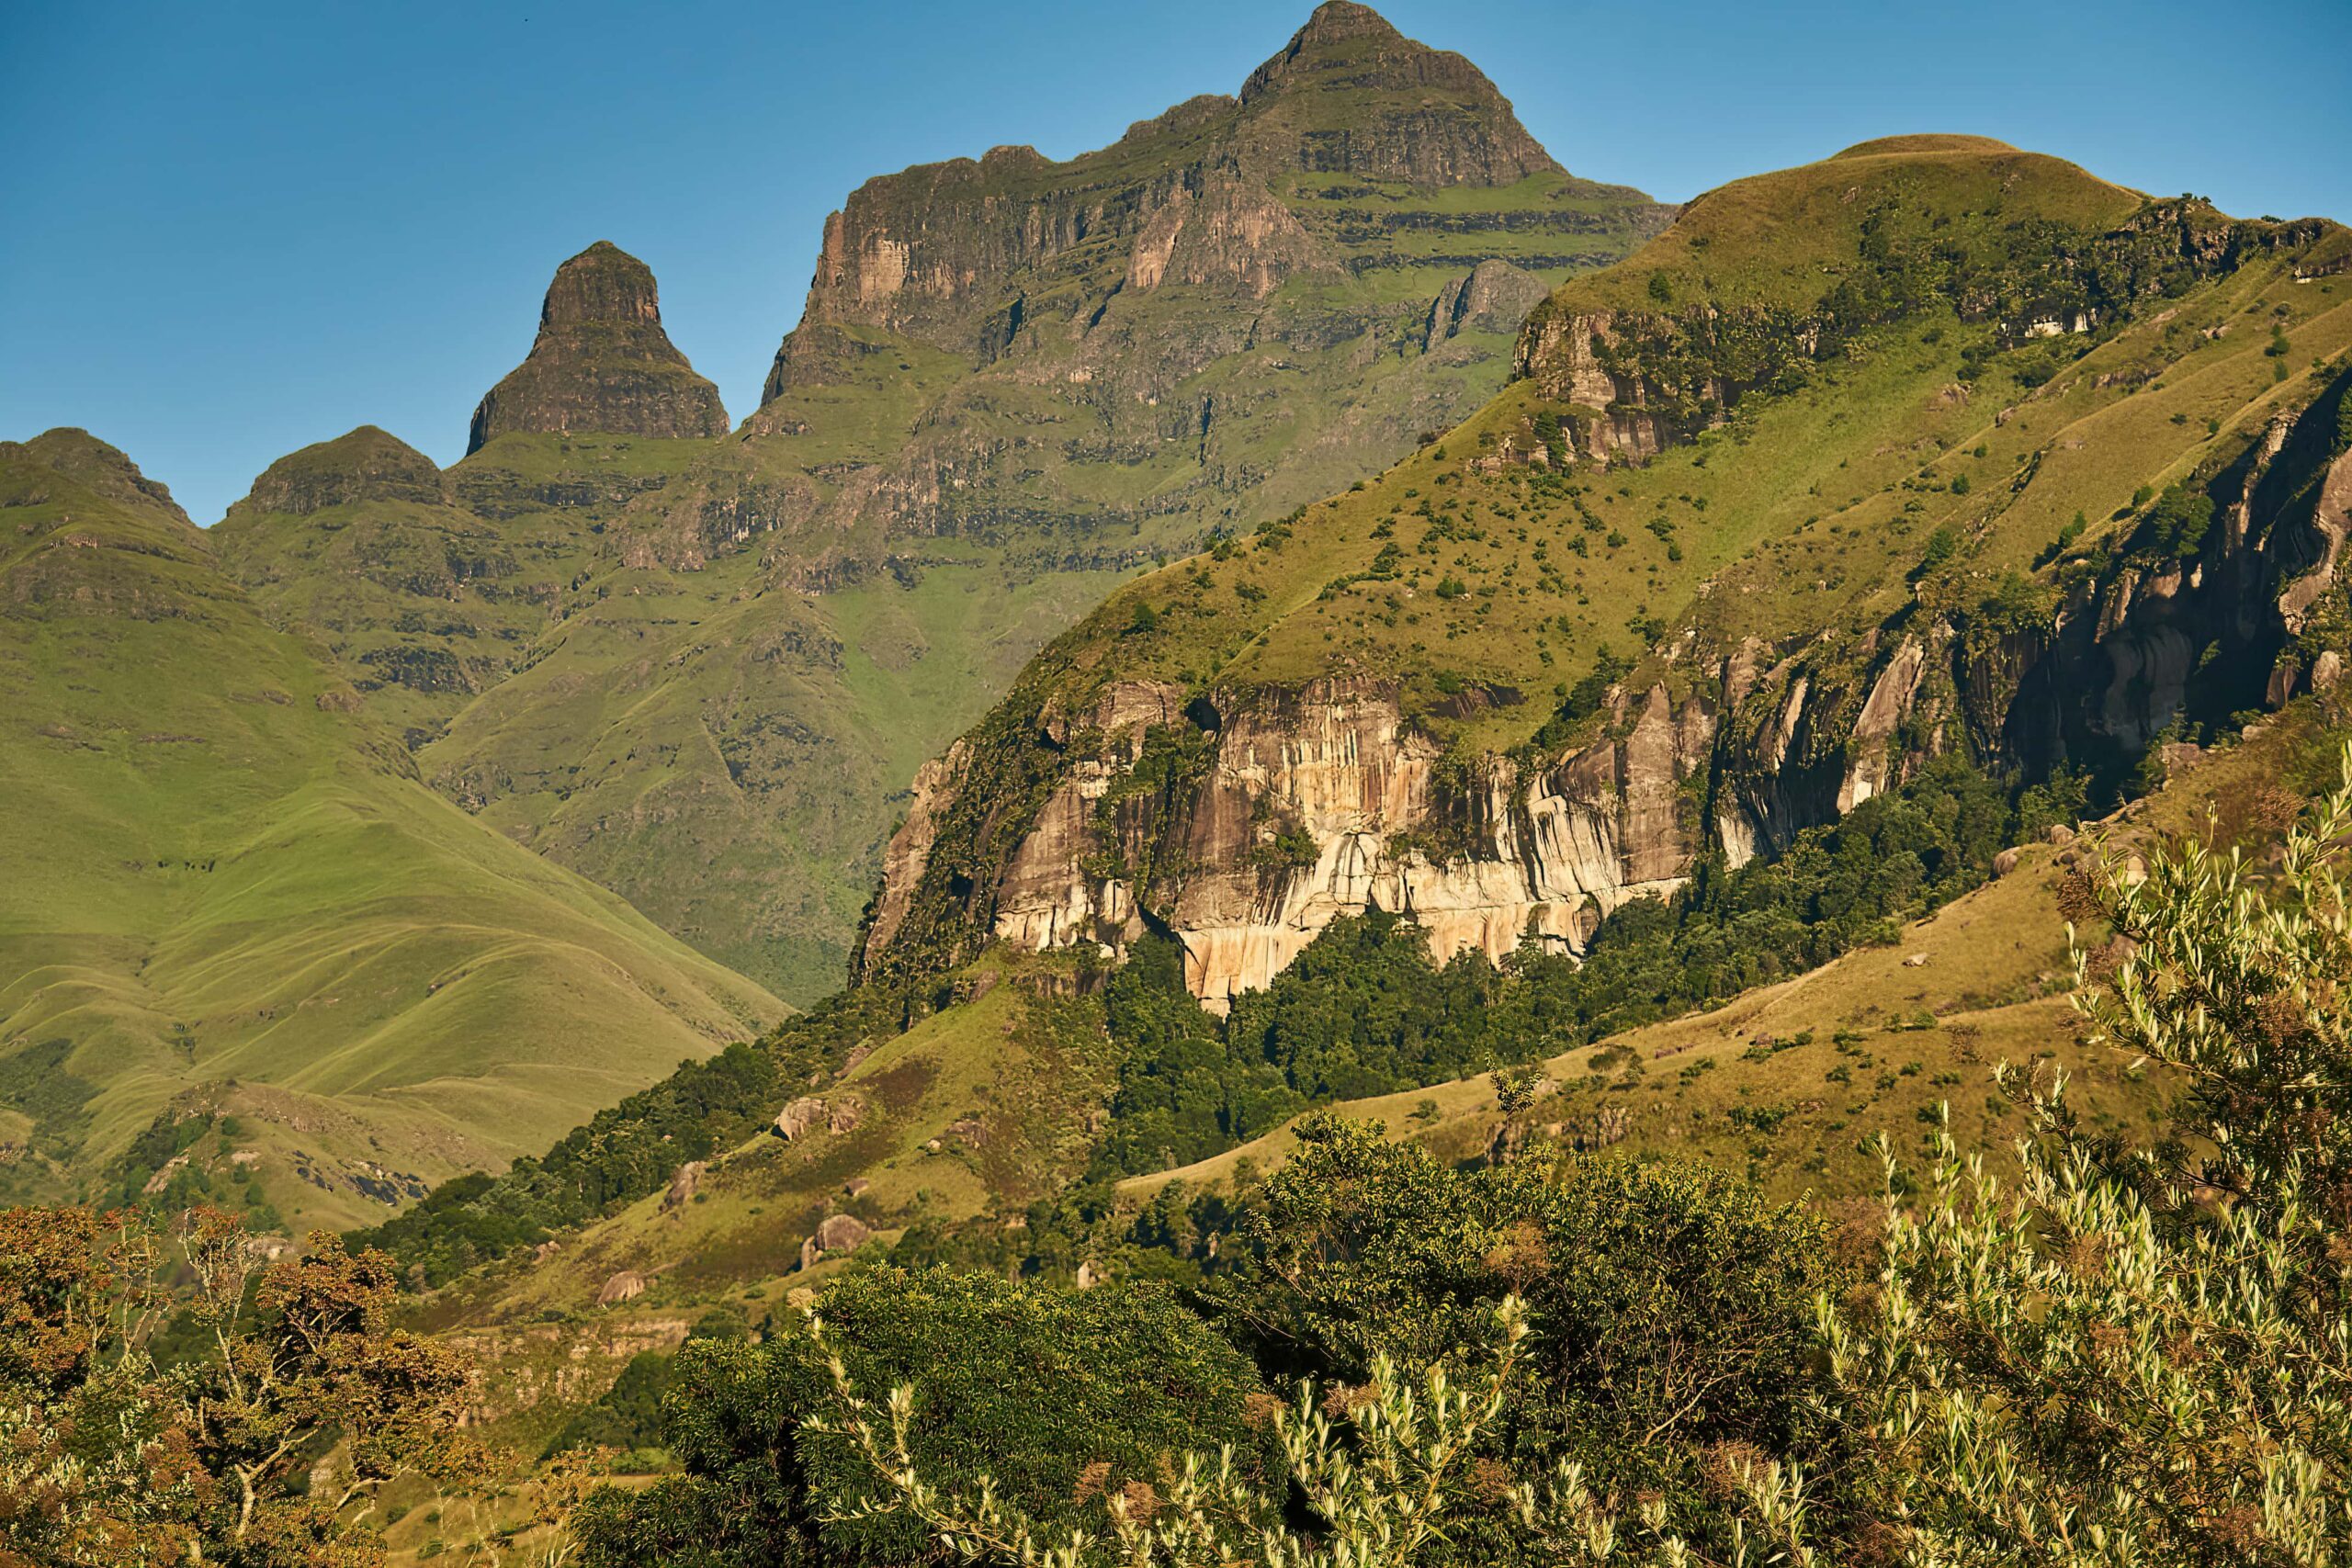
[0,434,785,1231]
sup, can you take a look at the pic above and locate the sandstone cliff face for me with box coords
[468,242,729,453]
[865,374,2352,1007]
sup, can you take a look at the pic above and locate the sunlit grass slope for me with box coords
[0,432,784,1229]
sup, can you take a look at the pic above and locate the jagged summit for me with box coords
[15,427,193,528]
[227,425,445,517]
[466,241,729,455]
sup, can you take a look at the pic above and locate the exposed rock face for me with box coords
[865,370,2352,1007]
[759,4,1659,408]
[799,1213,873,1270]
[1423,260,1552,352]
[773,1096,828,1142]
[1235,1,1557,185]
[595,1269,646,1306]
[468,242,729,453]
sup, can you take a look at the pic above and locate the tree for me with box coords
[1204,1116,1846,1554]
[575,1269,1277,1567]
[1825,740,2352,1563]
[0,1207,473,1568]
[787,1293,1814,1568]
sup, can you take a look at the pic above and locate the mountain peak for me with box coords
[17,427,194,528]
[1290,0,1401,49]
[230,424,446,517]
[468,243,729,456]
[539,240,661,331]
[1830,133,2021,161]
[1236,3,1556,184]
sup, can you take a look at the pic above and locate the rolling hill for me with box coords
[0,430,784,1231]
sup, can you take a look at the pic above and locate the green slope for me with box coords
[859,138,2352,983]
[0,431,785,1230]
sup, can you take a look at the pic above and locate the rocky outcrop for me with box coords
[1422,260,1551,352]
[1235,2,1558,185]
[867,370,2352,1008]
[468,242,729,453]
[761,3,1632,402]
[876,673,1713,1010]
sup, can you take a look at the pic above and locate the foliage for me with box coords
[1205,1117,1846,1551]
[780,1293,1815,1568]
[1091,755,2018,1176]
[2132,479,2217,560]
[1823,741,2352,1562]
[0,1207,473,1566]
[572,1268,1274,1567]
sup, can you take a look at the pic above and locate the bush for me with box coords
[577,1269,1276,1567]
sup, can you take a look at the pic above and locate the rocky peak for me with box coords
[1233,2,1556,185]
[537,239,662,330]
[229,425,445,517]
[17,428,194,529]
[1239,2,1405,98]
[467,242,729,455]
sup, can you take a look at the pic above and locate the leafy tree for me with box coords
[1206,1116,1845,1552]
[2136,479,2215,559]
[779,1292,1813,1568]
[574,1269,1276,1567]
[1826,741,2352,1562]
[0,1207,473,1566]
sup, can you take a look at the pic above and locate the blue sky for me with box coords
[5,0,2347,525]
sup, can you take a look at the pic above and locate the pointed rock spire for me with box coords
[467,242,729,455]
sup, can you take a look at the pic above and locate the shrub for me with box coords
[576,1269,1276,1567]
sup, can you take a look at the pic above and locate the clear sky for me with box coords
[5,0,2347,525]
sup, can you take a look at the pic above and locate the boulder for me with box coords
[596,1270,646,1306]
[774,1097,827,1142]
[661,1160,705,1212]
[1991,847,2021,878]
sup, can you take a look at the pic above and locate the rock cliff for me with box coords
[467,241,729,453]
[867,387,2349,1004]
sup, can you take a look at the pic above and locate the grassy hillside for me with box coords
[0,432,784,1230]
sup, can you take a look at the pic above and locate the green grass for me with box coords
[0,434,785,1230]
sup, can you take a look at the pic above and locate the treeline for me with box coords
[359,750,2055,1285]
[563,740,2352,1567]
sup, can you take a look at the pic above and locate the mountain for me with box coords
[468,240,730,452]
[858,135,2352,1003]
[0,430,784,1231]
[371,139,2349,1366]
[411,2,1672,1002]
